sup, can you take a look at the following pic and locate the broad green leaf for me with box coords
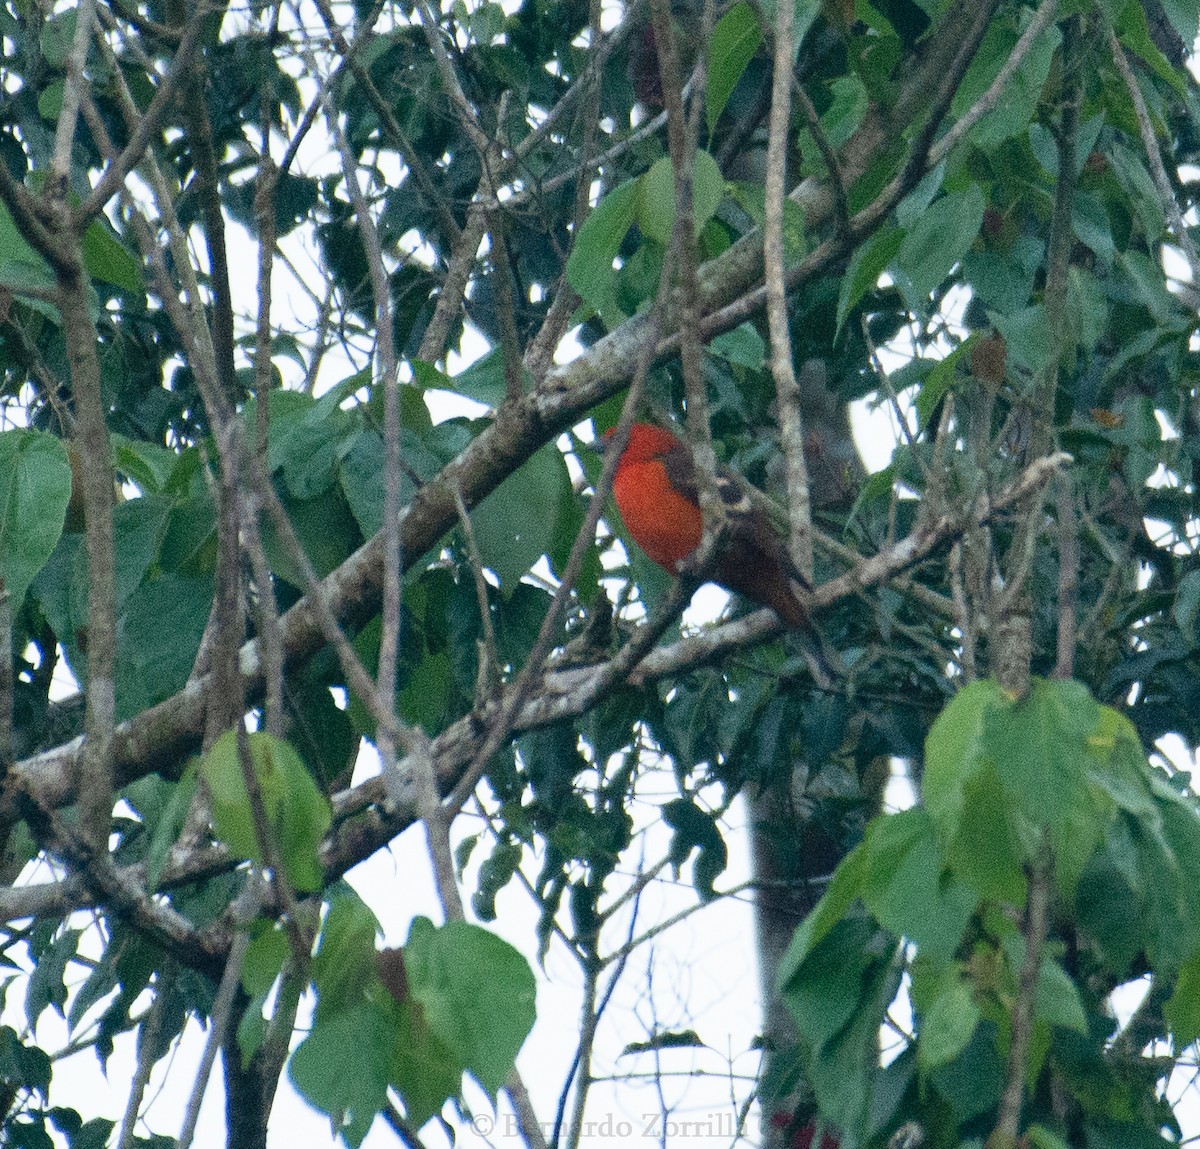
[949,18,1059,149]
[1035,958,1087,1033]
[200,730,332,893]
[1117,1,1187,95]
[837,226,902,334]
[709,322,765,368]
[110,495,174,610]
[636,150,725,247]
[914,344,965,429]
[0,430,72,611]
[1165,947,1200,1047]
[0,199,55,299]
[891,186,985,309]
[240,923,289,999]
[112,434,186,495]
[389,997,463,1128]
[777,844,868,986]
[81,221,143,295]
[919,971,979,1071]
[0,1027,51,1101]
[1158,0,1200,41]
[115,573,211,722]
[471,443,571,595]
[801,936,900,1136]
[896,163,946,229]
[946,761,1027,905]
[263,487,360,586]
[987,680,1115,890]
[311,888,383,1021]
[821,73,869,149]
[37,80,64,120]
[989,305,1053,375]
[403,916,536,1096]
[440,347,530,408]
[566,179,639,328]
[861,809,977,961]
[1027,1125,1072,1149]
[25,928,80,1028]
[781,913,881,1052]
[1174,570,1200,645]
[922,678,1003,841]
[707,5,762,134]
[1075,826,1144,973]
[145,768,198,891]
[289,1003,392,1148]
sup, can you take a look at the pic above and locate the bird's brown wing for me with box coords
[660,438,813,620]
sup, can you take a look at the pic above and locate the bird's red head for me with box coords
[599,423,683,464]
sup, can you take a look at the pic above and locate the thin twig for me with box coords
[764,0,813,579]
[115,963,176,1149]
[930,0,1059,168]
[50,0,96,184]
[1054,474,1077,679]
[991,850,1051,1144]
[176,925,254,1149]
[1109,27,1200,286]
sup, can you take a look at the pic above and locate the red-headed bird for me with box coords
[601,423,815,630]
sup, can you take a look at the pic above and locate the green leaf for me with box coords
[200,730,332,893]
[781,913,881,1052]
[706,4,762,134]
[241,924,290,999]
[112,434,187,495]
[311,888,382,1020]
[1035,958,1087,1033]
[1158,0,1200,41]
[0,198,56,299]
[566,179,639,328]
[0,430,72,611]
[403,916,536,1096]
[837,226,902,335]
[661,798,728,901]
[1117,1,1187,95]
[777,843,868,987]
[860,809,976,961]
[289,1003,392,1147]
[914,344,965,430]
[115,573,212,722]
[890,186,985,309]
[441,347,531,408]
[987,680,1114,894]
[949,18,1059,149]
[389,997,463,1128]
[820,73,869,149]
[709,322,765,368]
[919,971,979,1071]
[25,928,80,1028]
[81,221,143,295]
[945,760,1027,905]
[1027,1125,1072,1149]
[145,768,197,890]
[1165,947,1200,1047]
[1174,570,1200,645]
[471,443,571,595]
[111,495,174,610]
[923,678,1004,842]
[38,79,65,120]
[989,305,1053,375]
[636,150,725,247]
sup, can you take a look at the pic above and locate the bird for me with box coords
[600,422,816,631]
